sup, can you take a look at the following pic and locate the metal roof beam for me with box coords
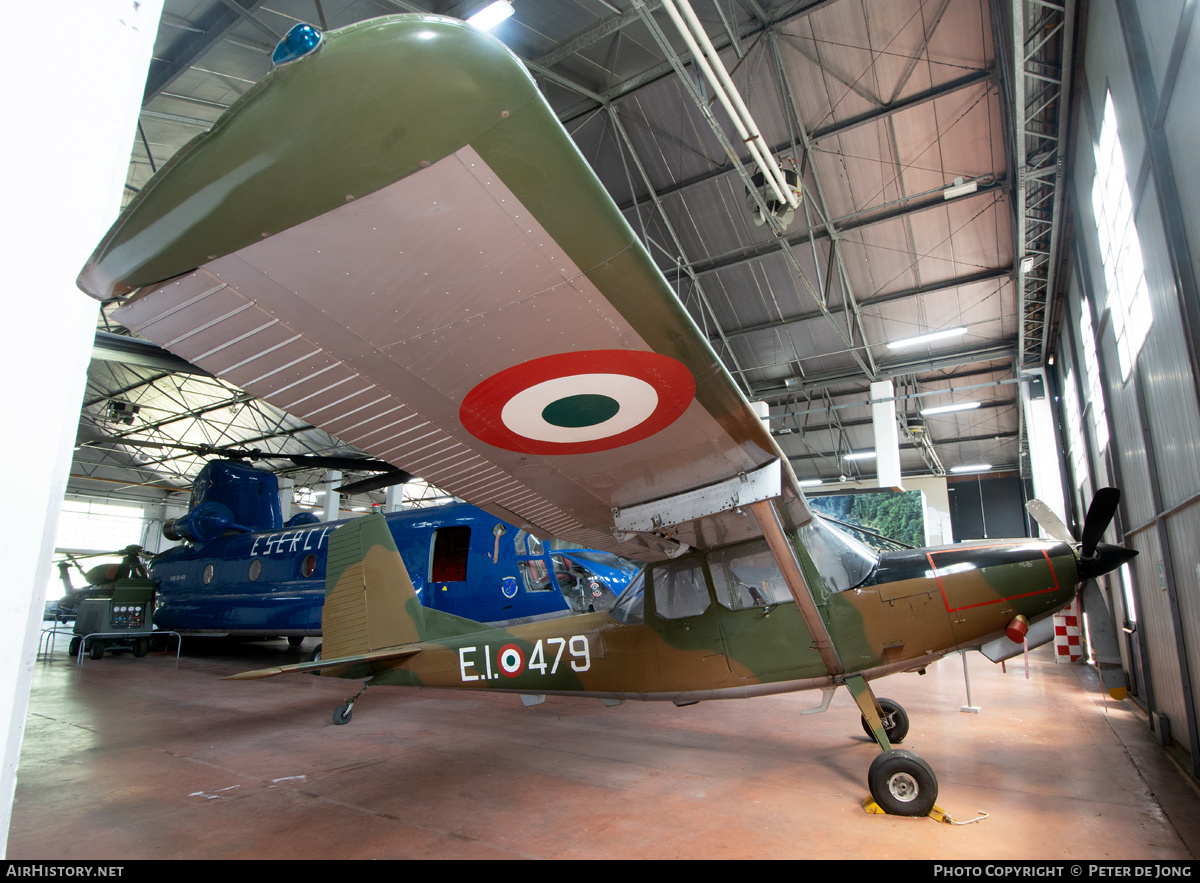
[715,268,1012,342]
[617,68,994,214]
[143,0,271,104]
[686,178,1007,278]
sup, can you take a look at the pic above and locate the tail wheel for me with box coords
[860,698,909,744]
[332,703,352,726]
[868,749,937,816]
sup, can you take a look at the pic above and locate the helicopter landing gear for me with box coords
[844,675,939,816]
[332,683,369,726]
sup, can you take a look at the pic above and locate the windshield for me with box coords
[801,515,879,593]
[608,567,647,623]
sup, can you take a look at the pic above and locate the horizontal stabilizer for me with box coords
[222,645,422,680]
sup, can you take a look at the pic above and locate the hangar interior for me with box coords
[14,0,1200,860]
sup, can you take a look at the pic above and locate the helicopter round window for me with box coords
[202,563,214,585]
[248,558,262,582]
[302,554,317,578]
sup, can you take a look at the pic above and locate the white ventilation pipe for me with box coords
[662,0,799,210]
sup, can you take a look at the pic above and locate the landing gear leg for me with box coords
[844,675,938,817]
[845,675,892,750]
[333,683,369,726]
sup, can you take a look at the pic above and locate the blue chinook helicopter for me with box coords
[147,459,636,647]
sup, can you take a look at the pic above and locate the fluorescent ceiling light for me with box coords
[467,0,513,30]
[843,451,876,461]
[798,479,824,487]
[920,401,982,416]
[951,464,992,473]
[887,326,967,350]
[1020,255,1035,273]
[943,177,978,200]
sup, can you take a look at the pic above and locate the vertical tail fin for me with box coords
[321,514,424,658]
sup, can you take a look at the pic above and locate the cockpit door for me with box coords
[646,557,732,689]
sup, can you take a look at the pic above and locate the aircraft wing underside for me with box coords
[112,145,796,560]
[85,16,809,562]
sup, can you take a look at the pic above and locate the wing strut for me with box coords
[749,499,843,677]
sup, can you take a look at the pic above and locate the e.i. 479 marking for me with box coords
[459,636,591,682]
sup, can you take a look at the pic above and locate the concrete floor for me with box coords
[7,637,1200,860]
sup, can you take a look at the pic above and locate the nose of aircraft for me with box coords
[1076,542,1138,582]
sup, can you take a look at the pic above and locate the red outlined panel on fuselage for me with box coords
[925,542,1066,613]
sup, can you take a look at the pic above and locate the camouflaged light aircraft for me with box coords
[77,15,1137,816]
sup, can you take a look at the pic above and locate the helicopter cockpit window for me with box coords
[518,558,553,593]
[709,540,794,610]
[651,557,709,620]
[801,515,878,593]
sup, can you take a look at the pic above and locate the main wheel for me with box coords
[861,698,909,744]
[332,703,352,726]
[868,749,937,816]
[288,636,305,648]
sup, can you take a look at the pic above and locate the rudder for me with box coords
[321,514,424,659]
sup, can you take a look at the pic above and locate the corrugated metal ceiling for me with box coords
[76,0,1070,505]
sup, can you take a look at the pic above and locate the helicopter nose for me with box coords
[1077,542,1138,582]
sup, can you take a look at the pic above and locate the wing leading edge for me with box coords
[79,15,810,561]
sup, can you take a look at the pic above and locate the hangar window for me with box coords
[430,526,470,582]
[1079,303,1109,452]
[1063,369,1088,489]
[1091,91,1152,381]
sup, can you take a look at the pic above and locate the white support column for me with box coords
[0,0,164,856]
[750,400,771,435]
[385,483,405,513]
[870,380,903,490]
[1022,368,1068,525]
[322,471,342,523]
[278,477,294,524]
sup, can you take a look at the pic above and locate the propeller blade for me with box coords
[1081,487,1121,558]
[1080,580,1129,700]
[1026,498,1075,544]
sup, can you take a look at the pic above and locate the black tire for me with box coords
[88,640,104,661]
[287,636,305,648]
[868,749,938,816]
[68,637,81,657]
[861,698,909,745]
[332,704,352,726]
[310,644,322,663]
[133,638,149,658]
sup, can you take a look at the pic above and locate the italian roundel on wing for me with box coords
[459,350,696,456]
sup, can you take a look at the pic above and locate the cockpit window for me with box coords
[801,515,878,593]
[651,557,709,619]
[608,568,646,624]
[709,540,794,610]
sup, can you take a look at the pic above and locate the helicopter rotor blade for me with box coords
[335,469,415,495]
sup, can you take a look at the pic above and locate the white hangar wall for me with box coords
[1057,0,1200,771]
